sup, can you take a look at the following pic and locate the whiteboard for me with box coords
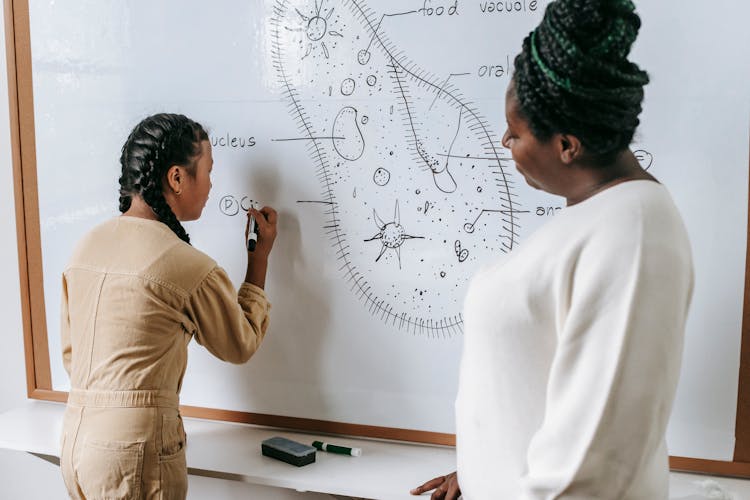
[26,0,750,458]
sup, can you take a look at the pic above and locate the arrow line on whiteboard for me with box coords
[436,153,512,161]
[365,11,419,52]
[464,208,530,234]
[273,136,345,142]
[429,73,470,112]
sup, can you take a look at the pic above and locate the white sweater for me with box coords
[455,180,694,499]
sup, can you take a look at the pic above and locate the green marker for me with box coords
[312,440,362,457]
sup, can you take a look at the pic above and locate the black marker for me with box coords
[247,207,258,251]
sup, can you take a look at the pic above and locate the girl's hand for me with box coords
[247,206,278,259]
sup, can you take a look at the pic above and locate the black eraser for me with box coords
[261,436,316,467]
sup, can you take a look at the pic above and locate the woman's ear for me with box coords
[165,165,183,195]
[557,134,582,164]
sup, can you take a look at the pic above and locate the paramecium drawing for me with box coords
[271,0,521,337]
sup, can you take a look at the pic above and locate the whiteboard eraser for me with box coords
[261,436,316,467]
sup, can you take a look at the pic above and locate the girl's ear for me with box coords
[556,134,582,164]
[165,165,183,195]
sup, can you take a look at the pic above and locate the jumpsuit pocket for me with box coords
[76,438,145,500]
[159,414,188,499]
[160,414,185,457]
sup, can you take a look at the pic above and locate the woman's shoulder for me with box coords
[576,180,692,261]
[572,180,684,230]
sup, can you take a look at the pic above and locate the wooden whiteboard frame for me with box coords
[5,0,750,475]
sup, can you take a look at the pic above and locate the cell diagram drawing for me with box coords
[271,0,520,337]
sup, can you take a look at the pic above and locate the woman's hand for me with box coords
[247,206,278,259]
[411,471,461,499]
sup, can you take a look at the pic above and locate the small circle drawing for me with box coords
[219,195,239,216]
[307,17,327,41]
[357,49,371,65]
[373,167,391,186]
[341,78,356,96]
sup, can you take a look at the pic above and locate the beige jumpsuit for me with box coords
[59,216,271,499]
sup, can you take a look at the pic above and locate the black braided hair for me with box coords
[118,113,209,244]
[513,0,649,166]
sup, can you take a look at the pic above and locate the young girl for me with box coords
[59,113,277,499]
[412,0,693,498]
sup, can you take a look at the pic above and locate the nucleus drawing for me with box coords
[270,0,522,337]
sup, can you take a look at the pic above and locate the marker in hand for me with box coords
[246,200,262,251]
[312,440,362,457]
[247,211,258,251]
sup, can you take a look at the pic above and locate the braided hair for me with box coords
[513,0,649,165]
[118,113,209,244]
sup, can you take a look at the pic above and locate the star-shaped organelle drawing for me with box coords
[364,200,424,269]
[286,0,343,60]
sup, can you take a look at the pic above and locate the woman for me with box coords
[59,113,277,499]
[412,0,693,498]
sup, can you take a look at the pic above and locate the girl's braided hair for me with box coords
[118,113,208,244]
[513,0,649,165]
